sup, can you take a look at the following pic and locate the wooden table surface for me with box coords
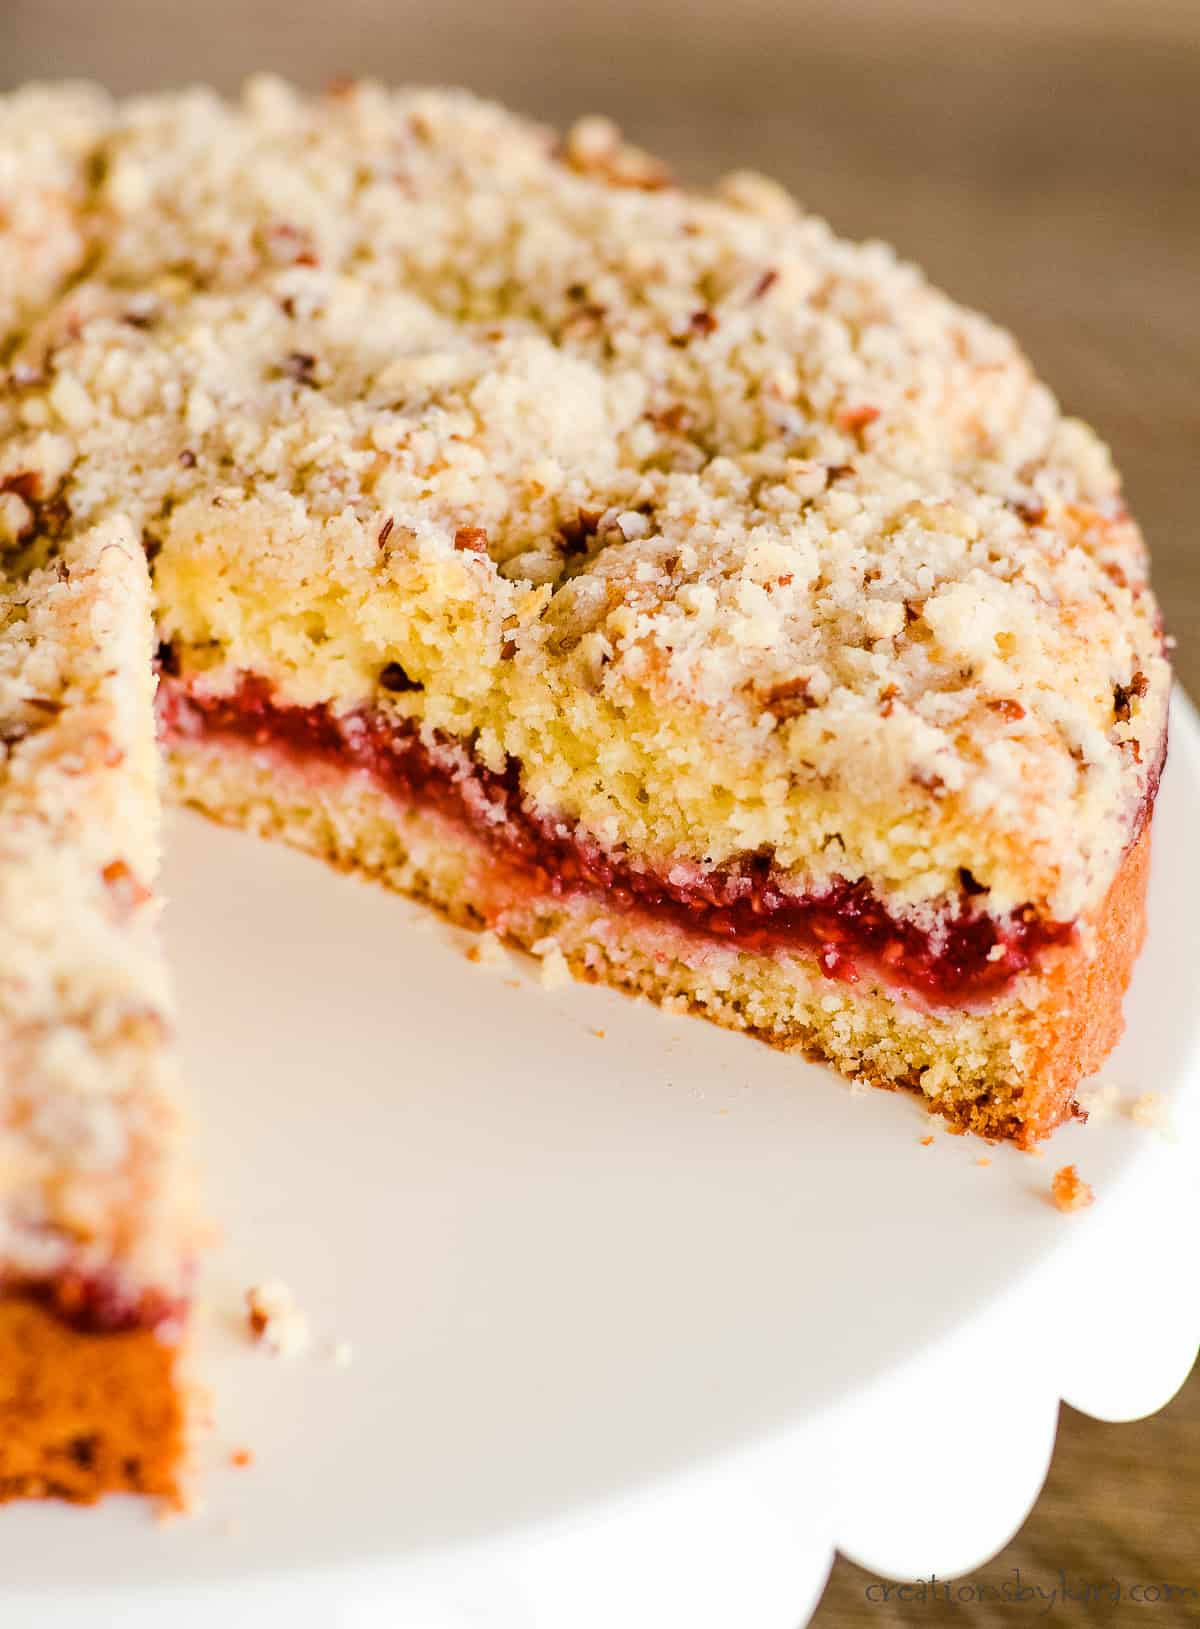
[7,0,1198,1616]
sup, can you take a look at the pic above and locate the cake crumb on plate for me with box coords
[1051,1164,1095,1213]
[245,1280,311,1358]
[1077,1081,1121,1123]
[1125,1091,1170,1132]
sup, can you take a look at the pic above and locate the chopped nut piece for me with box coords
[453,525,489,554]
[835,404,880,435]
[280,350,318,385]
[988,698,1026,722]
[762,676,815,719]
[558,507,604,555]
[101,857,152,912]
[1113,672,1149,723]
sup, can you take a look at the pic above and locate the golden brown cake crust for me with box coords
[1005,819,1151,1146]
[0,1297,185,1504]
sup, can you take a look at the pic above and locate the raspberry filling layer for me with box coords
[2,1268,188,1336]
[159,675,1076,1005]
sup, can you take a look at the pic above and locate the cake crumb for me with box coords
[1078,1081,1121,1123]
[245,1280,311,1357]
[1124,1091,1169,1132]
[229,1446,253,1469]
[466,929,506,967]
[660,994,689,1018]
[1051,1164,1095,1213]
[919,1135,935,1147]
[157,1489,205,1525]
[976,1156,991,1167]
[1078,1083,1171,1135]
[533,940,571,989]
[590,1027,606,1038]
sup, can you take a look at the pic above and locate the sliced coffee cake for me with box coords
[0,74,1171,1499]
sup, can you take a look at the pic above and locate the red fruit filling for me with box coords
[158,674,1077,1005]
[2,1268,188,1335]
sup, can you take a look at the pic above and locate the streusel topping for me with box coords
[0,522,193,1294]
[0,77,1168,920]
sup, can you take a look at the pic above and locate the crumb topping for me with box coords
[0,521,193,1294]
[0,84,109,351]
[0,75,1169,923]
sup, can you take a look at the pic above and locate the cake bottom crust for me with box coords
[166,735,1151,1146]
[0,1297,185,1503]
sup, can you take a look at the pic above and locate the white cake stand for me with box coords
[6,701,1197,1628]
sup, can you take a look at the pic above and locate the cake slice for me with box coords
[2,76,1167,1154]
[0,503,195,1502]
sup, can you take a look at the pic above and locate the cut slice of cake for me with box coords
[0,501,195,1502]
[3,75,1168,1161]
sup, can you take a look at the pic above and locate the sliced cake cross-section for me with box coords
[0,510,195,1502]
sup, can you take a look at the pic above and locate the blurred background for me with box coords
[6,0,1196,1617]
